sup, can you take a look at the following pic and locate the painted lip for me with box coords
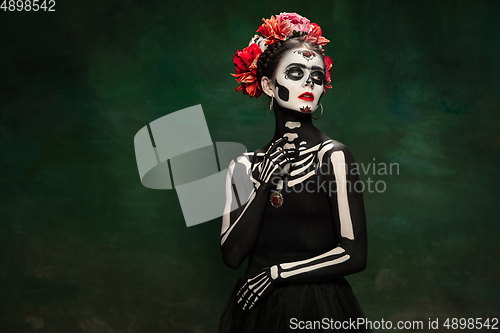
[298,92,314,101]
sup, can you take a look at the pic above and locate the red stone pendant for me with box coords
[270,191,283,208]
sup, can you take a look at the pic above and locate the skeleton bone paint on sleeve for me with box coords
[220,137,298,269]
[235,142,368,310]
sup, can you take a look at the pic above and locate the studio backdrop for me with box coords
[0,0,498,332]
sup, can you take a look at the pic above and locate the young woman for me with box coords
[219,13,371,332]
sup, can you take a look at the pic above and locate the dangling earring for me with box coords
[312,103,323,120]
[269,96,274,113]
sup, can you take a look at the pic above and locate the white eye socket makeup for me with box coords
[272,47,325,114]
[284,66,325,85]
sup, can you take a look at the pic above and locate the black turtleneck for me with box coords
[267,98,327,152]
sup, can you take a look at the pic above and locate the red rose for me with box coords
[324,55,333,83]
[231,43,263,98]
[233,43,262,74]
[323,55,333,91]
[233,51,248,74]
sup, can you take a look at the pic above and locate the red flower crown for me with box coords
[231,13,333,98]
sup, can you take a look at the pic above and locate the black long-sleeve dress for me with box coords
[219,139,372,333]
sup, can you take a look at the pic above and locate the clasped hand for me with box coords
[255,137,298,187]
[237,265,280,311]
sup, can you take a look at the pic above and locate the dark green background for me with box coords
[1,0,499,332]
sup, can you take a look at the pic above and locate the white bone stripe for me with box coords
[280,247,345,270]
[221,156,255,235]
[270,265,278,279]
[254,280,268,294]
[317,142,334,168]
[257,281,271,296]
[251,271,266,280]
[290,157,315,176]
[291,153,314,167]
[287,170,315,187]
[220,190,256,245]
[236,155,252,170]
[238,289,248,300]
[280,255,350,279]
[285,121,301,129]
[331,151,354,240]
[249,275,266,290]
[221,160,237,235]
[284,133,298,141]
[298,142,322,155]
[281,163,290,176]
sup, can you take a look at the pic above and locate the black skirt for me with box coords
[219,251,372,333]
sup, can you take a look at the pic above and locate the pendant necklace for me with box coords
[270,188,284,208]
[270,165,289,208]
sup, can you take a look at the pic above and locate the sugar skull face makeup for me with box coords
[272,47,325,114]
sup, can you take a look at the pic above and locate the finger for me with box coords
[248,281,270,310]
[260,158,273,177]
[236,283,247,297]
[254,279,268,295]
[237,288,249,304]
[268,151,288,168]
[273,137,288,147]
[242,294,253,311]
[262,163,282,183]
[259,281,271,297]
[271,147,298,162]
[245,293,256,311]
[276,157,291,169]
[271,154,297,175]
[277,149,298,164]
[267,137,288,156]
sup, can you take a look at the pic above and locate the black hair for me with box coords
[256,37,326,84]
